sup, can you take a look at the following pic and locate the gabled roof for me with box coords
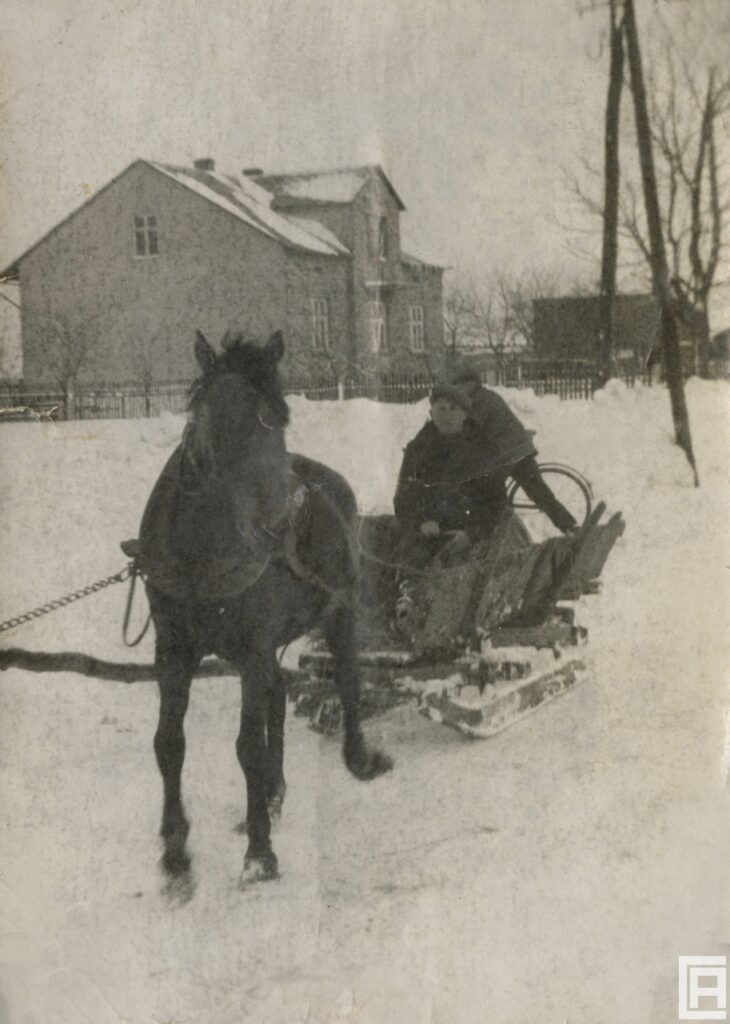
[151,162,351,256]
[0,158,352,277]
[255,165,406,211]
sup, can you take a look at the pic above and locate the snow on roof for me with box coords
[258,165,406,210]
[269,170,368,204]
[152,163,350,257]
[287,215,350,254]
[401,251,443,271]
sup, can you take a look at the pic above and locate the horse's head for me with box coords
[186,329,290,553]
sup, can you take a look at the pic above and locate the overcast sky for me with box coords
[2,0,729,323]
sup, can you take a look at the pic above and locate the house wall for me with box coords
[263,169,445,377]
[282,251,351,379]
[20,161,289,384]
[349,173,445,376]
[19,161,444,386]
[390,261,445,376]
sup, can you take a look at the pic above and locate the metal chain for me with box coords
[0,566,134,635]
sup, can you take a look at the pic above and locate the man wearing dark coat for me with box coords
[393,383,508,574]
[451,366,577,535]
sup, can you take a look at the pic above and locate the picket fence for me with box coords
[0,364,653,422]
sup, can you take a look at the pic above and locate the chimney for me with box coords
[193,158,215,172]
[242,167,263,177]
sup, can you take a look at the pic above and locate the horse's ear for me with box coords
[265,331,285,364]
[194,331,217,373]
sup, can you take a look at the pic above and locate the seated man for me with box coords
[451,366,577,534]
[393,383,507,580]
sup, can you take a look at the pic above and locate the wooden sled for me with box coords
[294,504,625,739]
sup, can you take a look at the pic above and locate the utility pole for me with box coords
[623,0,699,484]
[597,0,624,383]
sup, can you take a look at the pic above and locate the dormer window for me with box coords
[134,215,159,257]
[377,216,388,260]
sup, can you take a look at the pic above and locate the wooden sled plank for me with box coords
[557,511,625,599]
[419,656,587,738]
[409,513,535,658]
[498,503,608,626]
[489,619,587,649]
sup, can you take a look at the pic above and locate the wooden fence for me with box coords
[0,364,654,421]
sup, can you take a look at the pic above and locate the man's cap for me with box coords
[450,365,481,385]
[429,382,472,412]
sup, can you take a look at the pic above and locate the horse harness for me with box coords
[124,469,355,621]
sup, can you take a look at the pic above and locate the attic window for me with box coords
[134,215,159,257]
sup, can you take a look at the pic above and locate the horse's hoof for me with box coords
[161,845,191,878]
[345,743,393,781]
[267,792,285,821]
[162,870,195,906]
[239,851,279,889]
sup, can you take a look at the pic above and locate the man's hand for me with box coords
[420,520,441,537]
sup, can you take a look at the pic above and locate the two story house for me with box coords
[1,159,444,386]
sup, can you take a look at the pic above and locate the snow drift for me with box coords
[1,380,729,1024]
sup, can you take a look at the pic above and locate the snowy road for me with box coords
[1,383,729,1023]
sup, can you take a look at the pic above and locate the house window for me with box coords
[409,304,425,352]
[134,215,159,257]
[370,300,388,352]
[378,216,388,260]
[310,298,330,351]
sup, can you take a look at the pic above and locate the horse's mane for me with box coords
[188,338,290,426]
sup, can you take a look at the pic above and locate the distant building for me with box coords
[707,328,730,379]
[532,294,708,377]
[1,159,444,386]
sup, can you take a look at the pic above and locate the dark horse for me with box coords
[137,330,391,890]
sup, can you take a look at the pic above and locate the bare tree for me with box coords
[444,271,586,374]
[443,280,479,368]
[132,331,160,415]
[569,12,729,378]
[495,270,572,352]
[623,0,698,483]
[45,314,92,391]
[467,286,511,372]
[621,56,730,371]
[442,277,518,372]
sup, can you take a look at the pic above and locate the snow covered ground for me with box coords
[1,380,729,1024]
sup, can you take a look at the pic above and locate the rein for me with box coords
[280,481,357,609]
[121,563,152,647]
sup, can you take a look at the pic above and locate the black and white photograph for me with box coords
[1,1,729,1021]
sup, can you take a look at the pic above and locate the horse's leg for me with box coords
[236,650,279,887]
[266,665,287,818]
[323,600,393,780]
[154,628,197,878]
